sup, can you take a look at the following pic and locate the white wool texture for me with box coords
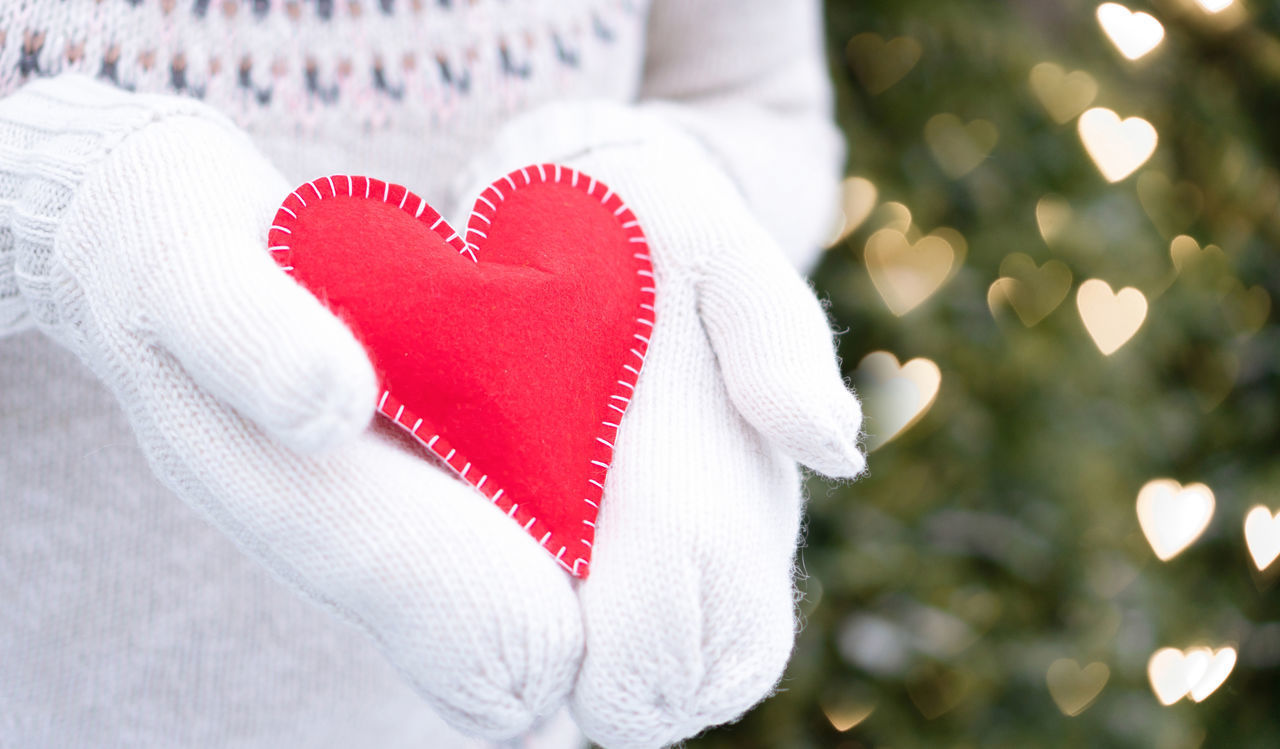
[0,1,859,748]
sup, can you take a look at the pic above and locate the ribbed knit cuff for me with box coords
[0,74,240,337]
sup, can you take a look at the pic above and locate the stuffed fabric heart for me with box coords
[266,166,654,577]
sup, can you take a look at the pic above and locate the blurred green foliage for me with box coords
[692,0,1280,747]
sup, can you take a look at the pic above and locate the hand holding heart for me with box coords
[450,101,867,747]
[29,114,589,739]
[268,168,657,578]
[26,103,864,746]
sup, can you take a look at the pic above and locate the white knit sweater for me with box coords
[0,1,846,747]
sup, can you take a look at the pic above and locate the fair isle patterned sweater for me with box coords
[0,1,841,746]
[0,0,646,210]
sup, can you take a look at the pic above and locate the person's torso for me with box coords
[0,1,651,745]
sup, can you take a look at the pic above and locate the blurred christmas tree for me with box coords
[692,0,1280,747]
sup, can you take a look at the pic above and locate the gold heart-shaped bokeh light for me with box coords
[829,176,879,245]
[1148,648,1196,706]
[869,201,914,235]
[925,114,999,179]
[1046,659,1110,717]
[906,664,971,720]
[1078,107,1158,183]
[1188,648,1237,702]
[820,697,876,733]
[1148,647,1236,705]
[1096,3,1165,60]
[988,253,1073,327]
[1160,234,1229,298]
[864,228,958,316]
[847,33,922,95]
[1169,234,1227,276]
[1029,63,1098,124]
[1194,0,1234,13]
[1076,279,1148,355]
[1136,479,1215,561]
[853,351,942,451]
[1036,195,1073,246]
[1245,505,1280,571]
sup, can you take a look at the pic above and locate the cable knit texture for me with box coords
[0,2,855,748]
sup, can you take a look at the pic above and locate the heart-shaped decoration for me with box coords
[1096,3,1165,60]
[1169,234,1227,277]
[869,201,914,235]
[1148,648,1197,706]
[1078,107,1158,183]
[1035,194,1073,246]
[1046,659,1109,717]
[989,253,1073,327]
[1076,279,1148,355]
[267,166,655,578]
[1245,506,1280,571]
[1148,647,1236,705]
[905,664,971,720]
[1029,62,1098,124]
[819,696,876,733]
[924,113,999,179]
[864,228,958,316]
[852,351,942,451]
[1187,647,1236,702]
[1194,0,1234,12]
[1135,479,1215,561]
[846,33,922,95]
[828,176,878,245]
[1158,235,1230,299]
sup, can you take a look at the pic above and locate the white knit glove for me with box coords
[453,102,866,748]
[0,75,584,740]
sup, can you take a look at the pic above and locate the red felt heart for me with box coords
[267,166,654,578]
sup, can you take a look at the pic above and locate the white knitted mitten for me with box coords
[454,102,866,748]
[0,75,583,739]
